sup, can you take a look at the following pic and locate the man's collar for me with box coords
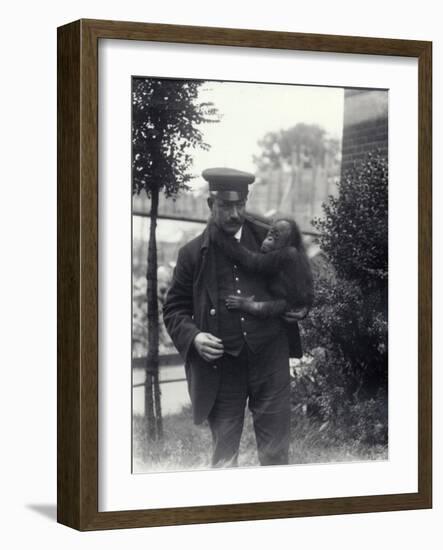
[201,222,244,250]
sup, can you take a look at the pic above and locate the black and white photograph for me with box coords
[1,0,438,541]
[131,77,389,473]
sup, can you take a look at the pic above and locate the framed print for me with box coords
[57,19,432,530]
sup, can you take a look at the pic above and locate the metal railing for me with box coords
[132,353,186,387]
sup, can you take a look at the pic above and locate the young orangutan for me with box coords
[210,217,314,319]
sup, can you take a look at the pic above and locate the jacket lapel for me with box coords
[240,220,261,251]
[198,226,218,308]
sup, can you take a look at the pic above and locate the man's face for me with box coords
[209,196,247,236]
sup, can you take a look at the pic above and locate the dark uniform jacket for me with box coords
[163,219,302,424]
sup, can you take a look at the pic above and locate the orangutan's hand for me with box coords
[225,295,254,311]
[282,306,310,323]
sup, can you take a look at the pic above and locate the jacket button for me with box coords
[210,308,216,316]
[213,365,218,370]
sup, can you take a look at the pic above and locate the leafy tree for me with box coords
[252,123,341,220]
[132,78,219,441]
[254,123,340,171]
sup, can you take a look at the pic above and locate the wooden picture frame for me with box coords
[57,18,432,530]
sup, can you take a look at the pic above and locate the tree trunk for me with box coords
[145,186,163,440]
[153,369,163,438]
[310,162,318,220]
[290,148,298,216]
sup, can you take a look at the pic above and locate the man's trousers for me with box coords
[207,332,290,468]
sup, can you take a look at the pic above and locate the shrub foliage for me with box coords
[295,152,388,447]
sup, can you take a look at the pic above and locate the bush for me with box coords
[294,152,388,447]
[290,350,388,447]
[302,275,387,396]
[315,151,388,289]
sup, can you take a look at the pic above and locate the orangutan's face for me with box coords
[261,220,292,253]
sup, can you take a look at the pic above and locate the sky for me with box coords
[134,80,345,244]
[188,80,344,190]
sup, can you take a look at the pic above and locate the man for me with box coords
[163,167,304,468]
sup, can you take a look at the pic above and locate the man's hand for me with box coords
[282,306,310,323]
[193,332,224,362]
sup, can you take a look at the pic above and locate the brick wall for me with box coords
[341,89,388,175]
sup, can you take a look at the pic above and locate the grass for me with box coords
[133,405,388,473]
